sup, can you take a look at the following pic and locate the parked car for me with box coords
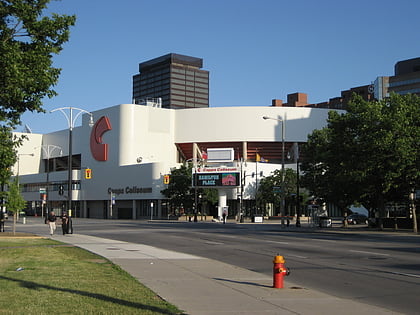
[346,213,367,225]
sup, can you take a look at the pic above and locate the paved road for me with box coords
[17,218,420,314]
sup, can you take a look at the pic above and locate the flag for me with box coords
[256,153,268,163]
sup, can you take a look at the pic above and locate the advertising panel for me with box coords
[193,167,240,187]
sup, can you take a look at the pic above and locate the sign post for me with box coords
[39,188,46,217]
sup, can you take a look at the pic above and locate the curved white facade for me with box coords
[15,103,339,219]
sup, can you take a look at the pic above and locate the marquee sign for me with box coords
[193,167,240,187]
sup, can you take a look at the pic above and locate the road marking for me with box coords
[286,254,308,259]
[350,250,390,256]
[390,271,420,278]
[264,240,289,244]
[309,238,337,243]
[204,241,224,245]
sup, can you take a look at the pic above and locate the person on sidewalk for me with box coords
[61,211,69,235]
[46,211,57,236]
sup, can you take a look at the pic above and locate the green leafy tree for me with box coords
[161,163,218,216]
[0,126,20,219]
[301,93,420,230]
[0,0,76,125]
[1,0,75,216]
[161,164,195,213]
[257,168,303,216]
[6,177,26,234]
[0,127,18,185]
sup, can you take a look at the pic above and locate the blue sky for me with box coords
[20,0,420,133]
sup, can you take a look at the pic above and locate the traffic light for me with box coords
[163,174,170,184]
[85,168,92,179]
[59,185,64,195]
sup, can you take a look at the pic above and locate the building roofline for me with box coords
[139,53,203,71]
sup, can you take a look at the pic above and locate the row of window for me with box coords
[137,71,208,84]
[22,181,81,193]
[170,73,209,83]
[139,75,208,87]
[139,81,208,92]
[139,86,209,99]
[139,68,170,78]
[394,88,420,95]
[139,77,171,85]
[389,77,420,87]
[172,85,208,95]
[171,66,208,77]
[170,78,208,88]
[171,99,209,106]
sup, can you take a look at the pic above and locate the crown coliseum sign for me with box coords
[193,167,240,187]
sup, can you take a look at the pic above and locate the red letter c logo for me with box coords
[90,116,112,161]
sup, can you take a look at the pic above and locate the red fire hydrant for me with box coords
[273,255,290,288]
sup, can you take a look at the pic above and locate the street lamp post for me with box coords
[37,145,62,217]
[150,201,153,221]
[262,116,286,222]
[296,157,301,227]
[51,107,93,217]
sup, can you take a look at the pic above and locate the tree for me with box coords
[301,93,420,231]
[257,168,304,216]
[0,126,18,185]
[6,177,26,234]
[0,0,76,125]
[0,1,75,222]
[161,164,195,214]
[0,126,20,222]
[161,163,218,217]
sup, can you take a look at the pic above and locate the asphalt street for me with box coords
[15,217,420,314]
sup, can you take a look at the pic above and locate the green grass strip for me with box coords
[0,237,184,314]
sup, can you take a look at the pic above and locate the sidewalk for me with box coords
[13,220,401,315]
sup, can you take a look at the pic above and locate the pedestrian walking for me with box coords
[61,211,69,235]
[46,211,57,236]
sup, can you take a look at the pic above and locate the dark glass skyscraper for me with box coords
[132,53,209,109]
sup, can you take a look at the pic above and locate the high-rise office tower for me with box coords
[132,53,209,109]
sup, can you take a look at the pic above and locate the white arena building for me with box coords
[14,101,338,220]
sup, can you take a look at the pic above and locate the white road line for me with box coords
[350,250,390,256]
[286,254,308,259]
[264,240,290,244]
[309,238,337,243]
[204,241,224,245]
[390,271,420,278]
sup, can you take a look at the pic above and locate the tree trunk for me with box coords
[13,212,16,235]
[377,195,386,230]
[410,188,418,234]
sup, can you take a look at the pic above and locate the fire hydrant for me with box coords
[273,255,290,288]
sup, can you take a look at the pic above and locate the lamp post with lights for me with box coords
[51,107,94,216]
[37,145,62,217]
[262,116,286,221]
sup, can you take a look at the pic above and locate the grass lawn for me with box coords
[0,235,184,314]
